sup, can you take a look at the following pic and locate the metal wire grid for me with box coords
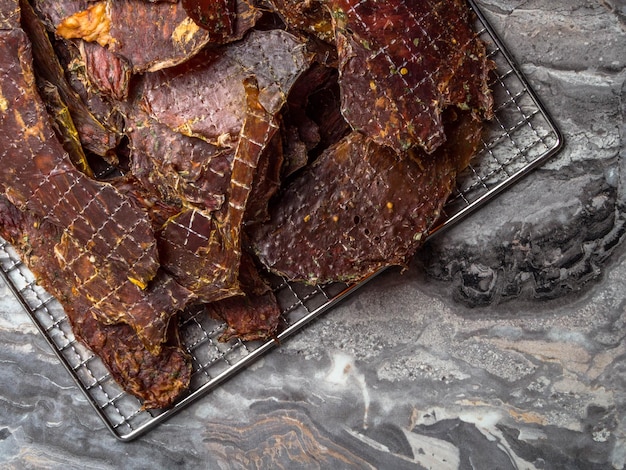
[0,0,562,441]
[434,3,563,230]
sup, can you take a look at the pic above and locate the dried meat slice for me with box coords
[205,253,282,342]
[0,0,19,30]
[126,108,233,213]
[180,0,261,44]
[248,110,484,284]
[0,195,191,409]
[0,23,191,354]
[54,0,260,73]
[156,77,280,302]
[137,29,313,144]
[21,0,119,159]
[244,129,284,226]
[80,40,132,101]
[181,0,235,39]
[327,0,493,154]
[32,1,131,101]
[266,0,334,43]
[53,0,209,72]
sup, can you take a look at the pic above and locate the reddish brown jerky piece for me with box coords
[181,0,234,39]
[138,29,313,143]
[205,253,282,343]
[45,38,126,154]
[0,25,191,354]
[249,110,483,284]
[0,196,191,409]
[267,0,334,43]
[0,28,156,285]
[157,77,280,302]
[328,0,493,154]
[81,40,132,101]
[55,0,260,73]
[180,0,261,44]
[20,0,118,158]
[56,0,210,72]
[126,108,233,213]
[31,0,90,32]
[0,0,19,30]
[75,302,191,409]
[138,47,244,143]
[244,129,284,226]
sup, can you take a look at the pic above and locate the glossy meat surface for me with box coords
[249,110,483,284]
[0,195,192,409]
[0,15,193,356]
[328,0,493,153]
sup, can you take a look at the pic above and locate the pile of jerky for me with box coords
[0,0,493,408]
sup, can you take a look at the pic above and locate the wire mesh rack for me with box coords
[0,0,562,441]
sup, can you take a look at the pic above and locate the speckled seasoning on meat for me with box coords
[0,0,493,408]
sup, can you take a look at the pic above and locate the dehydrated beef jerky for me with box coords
[156,77,280,302]
[20,0,119,158]
[137,29,313,144]
[48,36,126,142]
[266,0,334,43]
[31,0,120,102]
[30,0,89,32]
[38,82,94,177]
[244,129,284,226]
[54,0,260,73]
[81,40,132,101]
[126,108,233,213]
[327,0,493,154]
[248,110,483,284]
[0,0,19,30]
[55,0,210,72]
[0,195,191,409]
[181,0,261,44]
[181,0,235,39]
[0,22,193,354]
[205,253,282,342]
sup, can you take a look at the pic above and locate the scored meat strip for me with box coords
[156,77,280,302]
[0,195,191,409]
[327,0,493,154]
[129,29,314,301]
[248,109,484,284]
[0,15,193,355]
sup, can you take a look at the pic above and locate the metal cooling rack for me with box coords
[0,0,562,441]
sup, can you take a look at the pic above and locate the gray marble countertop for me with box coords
[1,1,626,468]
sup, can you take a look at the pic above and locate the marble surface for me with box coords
[1,0,625,468]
